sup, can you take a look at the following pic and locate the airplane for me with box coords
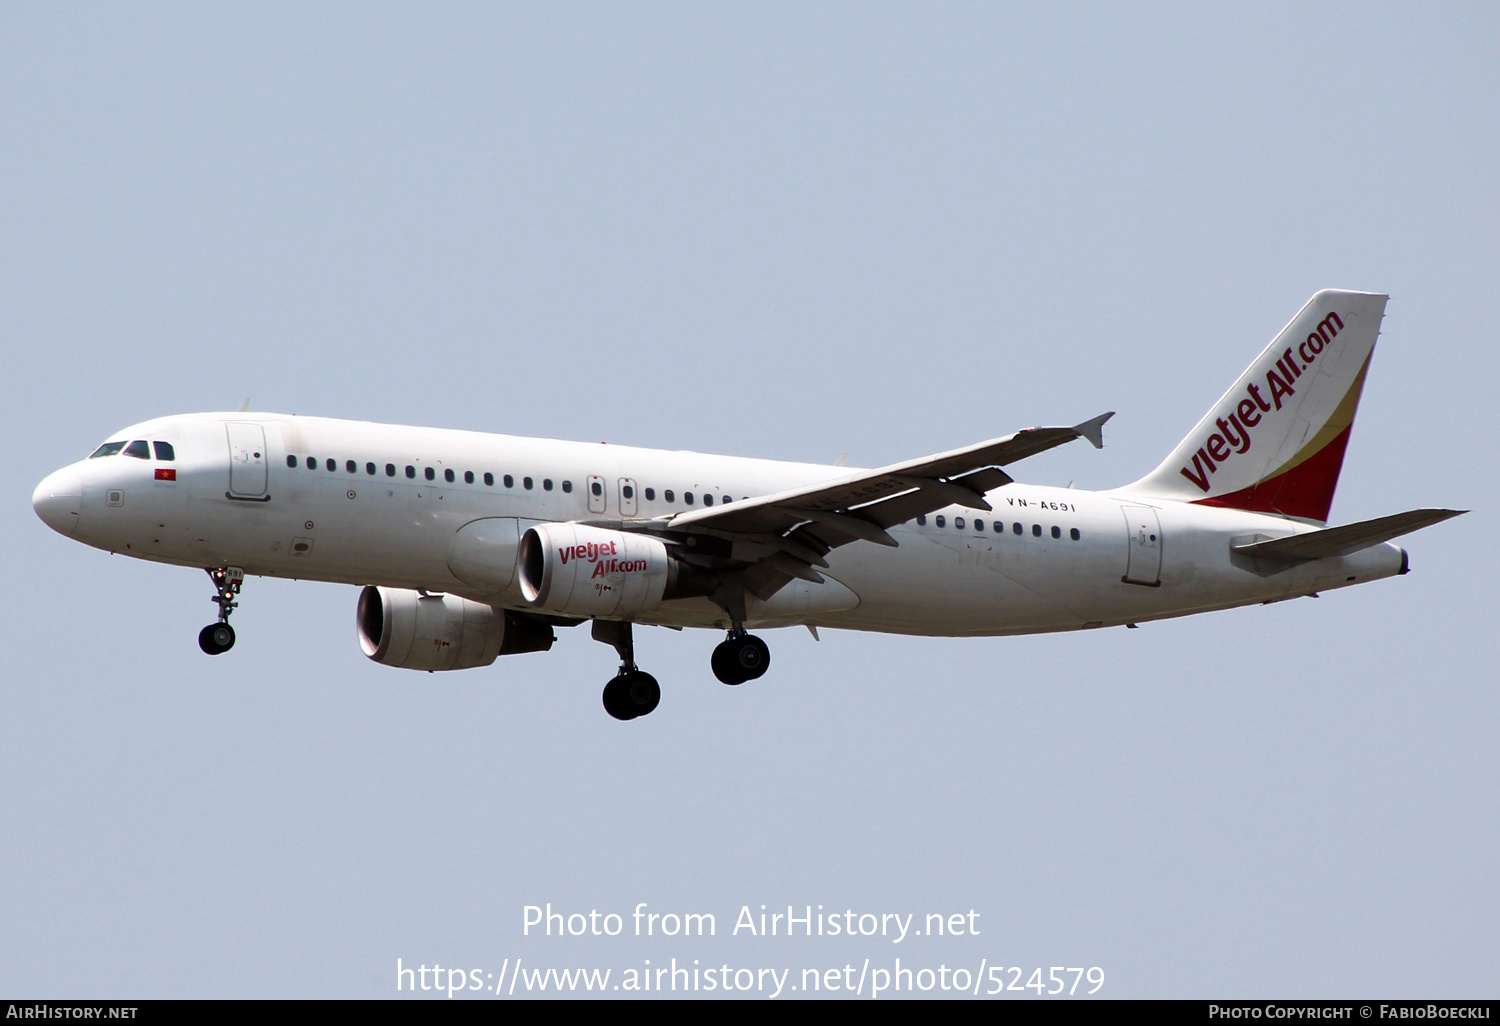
[32,290,1463,720]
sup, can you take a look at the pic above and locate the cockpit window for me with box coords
[153,441,176,461]
[123,440,150,459]
[89,441,126,459]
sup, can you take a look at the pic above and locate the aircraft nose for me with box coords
[33,467,83,537]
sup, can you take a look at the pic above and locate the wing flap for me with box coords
[856,467,1015,529]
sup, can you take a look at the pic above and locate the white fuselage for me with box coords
[34,412,1406,636]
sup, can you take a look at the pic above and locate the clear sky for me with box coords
[2,1,1495,999]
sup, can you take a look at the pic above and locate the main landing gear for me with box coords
[711,629,770,686]
[198,566,244,655]
[592,620,660,721]
[589,619,774,719]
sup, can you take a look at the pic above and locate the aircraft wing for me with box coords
[649,413,1112,598]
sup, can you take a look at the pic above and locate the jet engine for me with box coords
[518,523,709,617]
[357,586,554,671]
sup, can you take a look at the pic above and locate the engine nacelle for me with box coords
[357,586,508,671]
[519,523,680,617]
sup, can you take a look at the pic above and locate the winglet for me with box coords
[1073,412,1114,450]
[237,398,251,412]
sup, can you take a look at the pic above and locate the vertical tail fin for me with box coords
[1123,290,1387,523]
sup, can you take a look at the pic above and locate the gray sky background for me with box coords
[2,2,1495,998]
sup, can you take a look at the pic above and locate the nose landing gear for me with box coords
[198,566,244,655]
[711,630,770,686]
[593,619,661,721]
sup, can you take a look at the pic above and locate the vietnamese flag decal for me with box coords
[155,468,176,481]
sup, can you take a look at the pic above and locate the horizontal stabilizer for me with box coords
[1232,508,1465,562]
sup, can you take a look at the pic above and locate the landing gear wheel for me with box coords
[712,633,770,685]
[602,676,634,720]
[198,622,236,655]
[623,671,660,717]
[602,671,661,720]
[711,642,745,685]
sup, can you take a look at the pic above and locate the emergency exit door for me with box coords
[1121,505,1162,586]
[586,475,607,514]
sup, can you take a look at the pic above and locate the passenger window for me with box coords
[484,473,494,486]
[306,456,316,470]
[975,519,985,532]
[424,467,435,481]
[326,459,336,472]
[590,480,603,496]
[954,517,965,530]
[286,455,297,468]
[124,440,150,459]
[1032,524,1041,537]
[622,484,633,499]
[367,463,376,475]
[386,464,396,477]
[1013,523,1022,535]
[503,474,513,488]
[406,466,415,478]
[916,514,927,525]
[935,515,945,528]
[1051,525,1061,539]
[464,471,474,484]
[1070,528,1081,541]
[346,460,357,474]
[90,442,127,458]
[445,469,455,483]
[543,479,553,491]
[562,480,573,493]
[153,441,176,461]
[665,490,675,503]
[722,495,731,503]
[684,492,694,505]
[523,477,533,490]
[644,487,655,501]
[703,494,713,506]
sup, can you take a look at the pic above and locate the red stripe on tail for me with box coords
[1192,425,1352,523]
